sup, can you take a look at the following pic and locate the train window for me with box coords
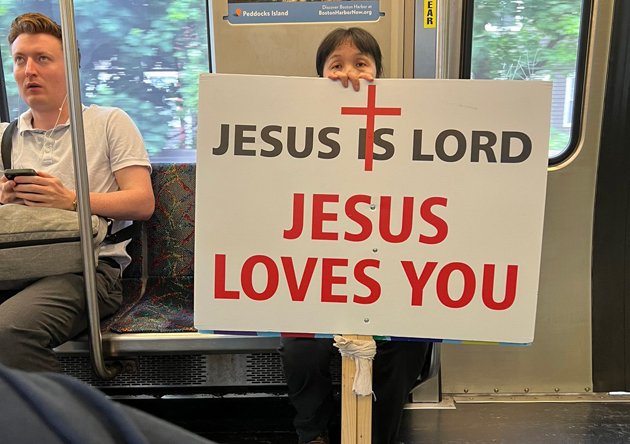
[469,0,589,164]
[0,1,210,163]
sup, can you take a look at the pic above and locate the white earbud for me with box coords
[58,95,68,111]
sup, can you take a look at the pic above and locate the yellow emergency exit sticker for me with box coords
[425,0,436,28]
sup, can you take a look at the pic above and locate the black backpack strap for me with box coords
[103,220,141,244]
[1,119,18,170]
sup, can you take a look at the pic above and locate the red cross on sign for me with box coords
[341,84,402,172]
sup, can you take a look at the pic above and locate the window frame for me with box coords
[460,0,593,166]
[0,50,9,123]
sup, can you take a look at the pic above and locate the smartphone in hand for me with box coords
[4,168,37,180]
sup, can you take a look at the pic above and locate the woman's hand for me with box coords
[327,70,374,91]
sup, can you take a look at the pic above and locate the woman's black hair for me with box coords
[315,27,383,78]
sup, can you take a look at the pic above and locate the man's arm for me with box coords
[11,165,154,220]
[88,165,154,220]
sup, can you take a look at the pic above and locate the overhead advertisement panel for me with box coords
[226,0,381,24]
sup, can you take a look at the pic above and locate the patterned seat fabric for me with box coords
[104,163,196,333]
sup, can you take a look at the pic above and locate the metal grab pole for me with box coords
[432,0,452,396]
[59,0,120,380]
[435,0,451,79]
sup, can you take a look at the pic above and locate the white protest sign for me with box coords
[194,74,551,344]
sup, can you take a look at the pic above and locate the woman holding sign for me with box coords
[279,27,430,444]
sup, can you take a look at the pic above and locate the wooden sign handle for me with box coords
[340,334,372,444]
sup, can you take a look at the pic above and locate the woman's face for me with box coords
[322,40,377,79]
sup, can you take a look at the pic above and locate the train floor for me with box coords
[118,393,630,444]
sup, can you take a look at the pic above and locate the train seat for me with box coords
[54,163,284,391]
[105,162,196,335]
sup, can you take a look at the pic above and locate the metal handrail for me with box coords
[435,0,451,79]
[59,0,120,380]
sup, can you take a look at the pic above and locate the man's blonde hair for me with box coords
[8,12,62,45]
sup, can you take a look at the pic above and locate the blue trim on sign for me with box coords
[196,330,530,345]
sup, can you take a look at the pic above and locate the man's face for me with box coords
[11,33,67,113]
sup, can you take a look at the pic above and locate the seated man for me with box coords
[0,12,155,372]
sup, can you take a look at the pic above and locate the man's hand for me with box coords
[12,171,75,210]
[0,175,24,205]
